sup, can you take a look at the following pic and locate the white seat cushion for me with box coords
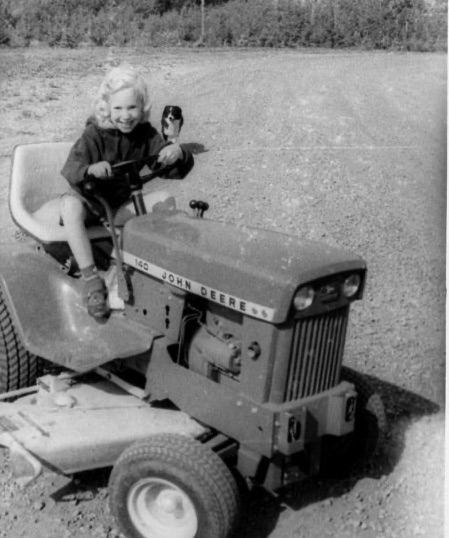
[9,143,111,243]
[9,142,174,244]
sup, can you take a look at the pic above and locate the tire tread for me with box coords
[0,287,39,392]
[110,433,240,538]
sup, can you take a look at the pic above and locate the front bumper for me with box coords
[235,381,357,490]
[272,381,357,456]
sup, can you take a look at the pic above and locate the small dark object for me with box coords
[189,199,209,218]
[161,105,184,142]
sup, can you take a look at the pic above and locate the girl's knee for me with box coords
[146,191,177,212]
[60,195,86,222]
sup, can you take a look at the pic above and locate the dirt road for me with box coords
[0,47,446,538]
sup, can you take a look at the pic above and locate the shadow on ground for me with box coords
[236,372,441,538]
[182,142,209,155]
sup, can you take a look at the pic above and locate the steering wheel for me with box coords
[111,155,172,183]
[82,155,176,198]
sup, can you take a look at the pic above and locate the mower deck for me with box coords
[0,374,206,485]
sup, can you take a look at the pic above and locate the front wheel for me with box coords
[109,433,240,538]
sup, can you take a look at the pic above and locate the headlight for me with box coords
[293,286,314,310]
[342,274,361,298]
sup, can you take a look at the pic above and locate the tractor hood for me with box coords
[122,212,365,323]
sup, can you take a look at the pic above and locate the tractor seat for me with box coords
[9,143,113,244]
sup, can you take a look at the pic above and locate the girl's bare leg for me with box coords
[60,195,94,270]
[60,195,109,318]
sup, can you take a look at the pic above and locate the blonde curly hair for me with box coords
[93,64,151,129]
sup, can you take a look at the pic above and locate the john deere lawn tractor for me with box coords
[0,142,385,538]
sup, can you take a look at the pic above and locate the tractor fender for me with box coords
[0,242,73,344]
[0,242,155,371]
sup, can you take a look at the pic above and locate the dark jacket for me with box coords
[61,117,193,210]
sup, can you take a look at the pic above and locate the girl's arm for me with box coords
[61,132,97,187]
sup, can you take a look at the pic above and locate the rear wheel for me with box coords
[109,433,240,538]
[0,288,40,393]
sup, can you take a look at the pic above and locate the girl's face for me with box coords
[110,87,143,133]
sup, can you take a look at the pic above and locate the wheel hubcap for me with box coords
[127,478,198,538]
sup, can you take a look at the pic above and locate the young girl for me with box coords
[61,64,193,319]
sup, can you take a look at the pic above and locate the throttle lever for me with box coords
[189,200,209,218]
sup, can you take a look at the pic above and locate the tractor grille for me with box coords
[284,306,349,402]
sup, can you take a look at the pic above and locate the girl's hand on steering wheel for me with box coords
[88,161,112,178]
[158,143,183,166]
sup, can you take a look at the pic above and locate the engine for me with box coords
[184,304,243,378]
[122,210,367,404]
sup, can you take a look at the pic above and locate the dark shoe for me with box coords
[85,275,110,319]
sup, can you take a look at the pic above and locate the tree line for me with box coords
[0,0,446,51]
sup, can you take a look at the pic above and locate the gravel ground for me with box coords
[0,47,446,538]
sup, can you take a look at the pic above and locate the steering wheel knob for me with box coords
[82,179,99,196]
